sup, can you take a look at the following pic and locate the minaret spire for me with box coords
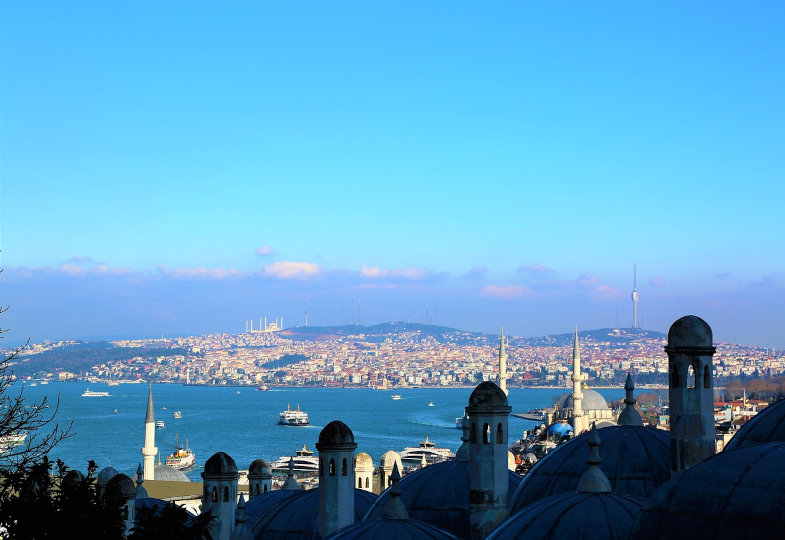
[571,327,587,435]
[141,382,157,481]
[498,327,508,396]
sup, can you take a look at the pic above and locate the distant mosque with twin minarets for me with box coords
[89,315,785,539]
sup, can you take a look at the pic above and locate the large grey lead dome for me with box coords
[561,389,609,411]
[725,398,785,451]
[154,463,190,482]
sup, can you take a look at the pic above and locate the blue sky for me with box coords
[1,2,784,348]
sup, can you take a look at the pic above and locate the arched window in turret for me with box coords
[329,458,335,476]
[254,485,260,496]
[358,478,362,488]
[223,486,229,502]
[496,423,504,444]
[365,477,369,489]
[703,365,710,389]
[471,422,477,443]
[211,487,218,502]
[483,423,490,444]
[341,458,347,476]
[320,457,324,475]
[263,484,268,493]
[671,364,680,388]
[688,364,696,389]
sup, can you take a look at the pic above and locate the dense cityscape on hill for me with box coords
[6,323,781,389]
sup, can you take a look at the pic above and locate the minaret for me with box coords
[571,327,587,435]
[666,315,716,476]
[631,265,639,329]
[141,383,157,481]
[497,327,508,396]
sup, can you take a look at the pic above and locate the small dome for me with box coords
[380,451,402,470]
[363,460,524,539]
[510,425,669,512]
[97,466,120,491]
[251,488,376,539]
[204,451,238,475]
[631,441,785,539]
[317,420,356,449]
[667,315,712,347]
[354,452,374,471]
[327,516,459,539]
[105,473,136,500]
[562,389,610,411]
[467,381,509,409]
[488,491,644,540]
[154,464,190,482]
[725,398,785,451]
[248,459,272,476]
[62,469,85,490]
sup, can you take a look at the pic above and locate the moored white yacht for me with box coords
[400,436,455,463]
[270,444,320,473]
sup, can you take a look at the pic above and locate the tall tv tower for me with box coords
[304,298,309,327]
[631,265,639,329]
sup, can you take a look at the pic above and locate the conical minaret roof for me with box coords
[145,382,155,423]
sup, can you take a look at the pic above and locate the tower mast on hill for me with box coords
[631,265,639,329]
[305,298,309,328]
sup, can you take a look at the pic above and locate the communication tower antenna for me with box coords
[631,264,639,329]
[305,298,309,328]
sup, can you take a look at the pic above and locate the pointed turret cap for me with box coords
[573,326,580,363]
[499,327,506,356]
[618,373,644,426]
[282,457,299,490]
[145,382,155,423]
[576,423,611,493]
[381,463,409,520]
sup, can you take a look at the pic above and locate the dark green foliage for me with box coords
[129,502,213,540]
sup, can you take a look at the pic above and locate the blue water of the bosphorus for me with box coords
[10,383,634,481]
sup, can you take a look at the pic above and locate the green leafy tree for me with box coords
[129,502,213,540]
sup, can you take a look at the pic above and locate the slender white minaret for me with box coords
[497,327,508,396]
[141,383,157,481]
[571,327,587,435]
[631,265,639,329]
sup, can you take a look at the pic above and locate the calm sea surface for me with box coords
[11,383,629,481]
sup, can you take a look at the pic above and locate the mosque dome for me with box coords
[354,453,373,471]
[667,315,712,347]
[105,473,136,500]
[510,425,669,512]
[250,487,376,539]
[96,466,120,496]
[489,491,644,540]
[244,489,301,528]
[327,516,459,540]
[724,398,785,451]
[562,389,609,411]
[317,420,356,448]
[204,451,238,475]
[631,441,785,539]
[154,463,190,482]
[248,459,272,476]
[379,451,402,469]
[363,460,524,539]
[467,381,508,409]
[62,469,85,490]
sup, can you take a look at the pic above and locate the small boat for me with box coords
[173,411,182,419]
[257,385,269,391]
[236,390,241,395]
[391,394,402,400]
[279,404,309,426]
[270,444,319,473]
[400,436,455,464]
[107,381,119,387]
[155,420,165,429]
[114,409,119,414]
[82,389,109,397]
[165,435,195,470]
[0,432,27,450]
[428,402,435,407]
[29,382,37,387]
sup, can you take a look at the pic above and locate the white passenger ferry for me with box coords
[278,404,309,426]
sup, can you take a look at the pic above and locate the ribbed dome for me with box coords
[467,381,509,409]
[327,516,459,539]
[251,488,376,539]
[317,420,356,449]
[667,315,712,347]
[248,459,272,476]
[204,451,238,475]
[631,441,785,539]
[105,473,136,500]
[725,398,785,451]
[363,460,524,539]
[562,389,609,411]
[489,491,644,540]
[154,463,190,482]
[510,425,669,512]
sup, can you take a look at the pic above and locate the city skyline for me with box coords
[1,3,784,348]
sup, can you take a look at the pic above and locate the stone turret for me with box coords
[202,452,239,540]
[618,373,643,426]
[141,383,157,481]
[247,459,272,498]
[316,420,358,538]
[380,450,403,491]
[354,452,374,492]
[106,473,136,535]
[466,381,511,540]
[666,315,716,475]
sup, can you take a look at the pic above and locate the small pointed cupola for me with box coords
[617,373,644,426]
[576,423,611,493]
[282,457,299,490]
[455,414,471,462]
[135,463,148,498]
[230,494,254,540]
[381,463,409,520]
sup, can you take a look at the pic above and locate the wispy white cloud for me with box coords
[518,263,556,274]
[156,266,244,280]
[481,284,532,299]
[649,276,666,288]
[255,246,275,257]
[263,261,320,280]
[464,266,488,280]
[360,265,430,280]
[588,284,621,301]
[577,273,599,288]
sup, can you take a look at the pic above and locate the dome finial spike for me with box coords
[576,422,611,493]
[618,372,644,426]
[282,457,299,490]
[381,462,409,520]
